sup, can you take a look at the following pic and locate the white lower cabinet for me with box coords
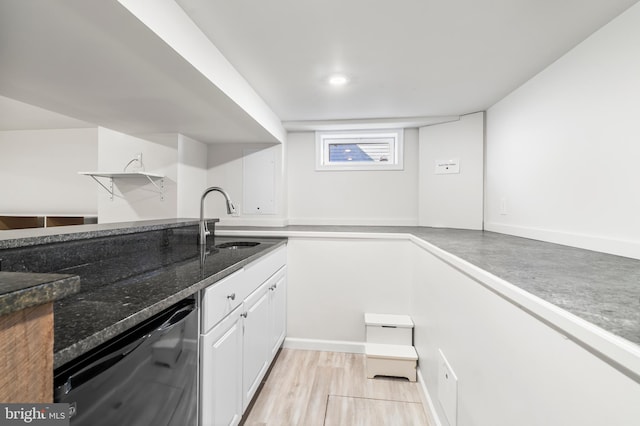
[200,245,287,426]
[201,306,243,426]
[268,268,287,359]
[242,281,271,409]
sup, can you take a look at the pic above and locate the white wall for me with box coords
[177,134,208,218]
[0,128,98,215]
[485,3,640,259]
[206,142,286,226]
[411,244,640,426]
[287,129,419,226]
[285,237,413,348]
[419,113,484,230]
[97,127,178,223]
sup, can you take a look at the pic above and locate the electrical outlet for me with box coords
[438,349,458,426]
[500,197,508,215]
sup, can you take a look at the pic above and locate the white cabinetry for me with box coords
[241,266,288,409]
[200,245,287,426]
[200,307,243,426]
[268,268,287,359]
[242,281,271,409]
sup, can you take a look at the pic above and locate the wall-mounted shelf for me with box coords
[79,172,165,201]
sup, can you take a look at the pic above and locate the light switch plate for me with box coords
[438,349,458,426]
[434,158,460,174]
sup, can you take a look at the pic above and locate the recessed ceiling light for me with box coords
[328,74,349,86]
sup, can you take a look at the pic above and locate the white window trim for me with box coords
[315,129,404,171]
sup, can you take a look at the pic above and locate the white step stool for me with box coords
[365,313,414,345]
[365,343,418,382]
[364,313,417,382]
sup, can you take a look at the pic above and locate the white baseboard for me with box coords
[283,337,365,354]
[287,217,418,226]
[417,369,443,426]
[218,217,289,227]
[485,222,640,260]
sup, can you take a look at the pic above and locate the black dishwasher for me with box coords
[54,297,198,426]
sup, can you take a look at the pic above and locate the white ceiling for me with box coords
[1,0,638,138]
[176,0,638,122]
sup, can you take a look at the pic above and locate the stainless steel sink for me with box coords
[216,241,261,249]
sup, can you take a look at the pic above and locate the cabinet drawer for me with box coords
[202,269,244,333]
[239,245,287,300]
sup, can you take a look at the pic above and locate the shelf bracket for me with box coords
[88,175,114,200]
[143,175,165,201]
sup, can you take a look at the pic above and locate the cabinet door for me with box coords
[201,306,243,426]
[268,267,287,360]
[242,282,270,410]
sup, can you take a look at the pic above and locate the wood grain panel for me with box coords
[45,217,84,227]
[0,216,42,230]
[0,303,53,403]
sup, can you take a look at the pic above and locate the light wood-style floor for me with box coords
[242,349,433,426]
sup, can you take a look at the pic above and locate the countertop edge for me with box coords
[0,272,81,317]
[216,227,640,383]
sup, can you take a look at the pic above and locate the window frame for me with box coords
[315,129,404,171]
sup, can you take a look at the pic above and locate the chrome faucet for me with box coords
[199,186,236,245]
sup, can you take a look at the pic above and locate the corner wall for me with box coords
[206,142,286,226]
[97,128,208,223]
[177,134,208,218]
[485,3,640,259]
[419,113,484,230]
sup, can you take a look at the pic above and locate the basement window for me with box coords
[315,129,404,171]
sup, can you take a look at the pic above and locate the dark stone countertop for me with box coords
[51,235,285,368]
[218,225,640,348]
[0,220,286,368]
[0,271,80,316]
